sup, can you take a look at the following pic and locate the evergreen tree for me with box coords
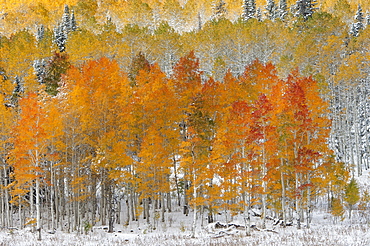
[128,52,151,86]
[212,0,227,21]
[242,0,256,21]
[53,23,67,52]
[54,5,78,52]
[33,59,46,84]
[11,76,24,107]
[70,10,77,31]
[344,178,360,219]
[62,5,71,33]
[278,0,288,20]
[36,24,45,42]
[43,52,70,96]
[295,0,317,20]
[256,8,262,22]
[265,0,277,20]
[350,5,364,37]
[354,4,364,23]
[198,12,202,31]
[0,67,6,81]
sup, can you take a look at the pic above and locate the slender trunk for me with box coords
[100,181,105,225]
[18,196,22,229]
[191,169,197,238]
[67,182,71,232]
[281,159,286,227]
[354,108,362,176]
[91,175,97,227]
[134,191,139,221]
[296,172,301,230]
[184,180,189,216]
[55,179,59,231]
[125,199,130,225]
[4,166,10,228]
[117,200,121,224]
[108,185,114,233]
[50,163,55,231]
[167,192,171,213]
[146,198,150,224]
[306,177,311,229]
[241,147,251,236]
[130,189,135,221]
[1,182,3,227]
[261,128,267,229]
[243,198,251,236]
[173,156,181,207]
[161,193,165,223]
[30,185,34,225]
[143,198,147,220]
[36,176,41,240]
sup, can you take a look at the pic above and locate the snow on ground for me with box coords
[1,210,370,246]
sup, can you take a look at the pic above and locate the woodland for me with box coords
[0,0,370,241]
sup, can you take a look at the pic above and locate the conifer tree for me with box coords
[43,52,70,95]
[128,52,151,85]
[350,4,364,37]
[265,0,277,20]
[36,24,45,42]
[11,76,24,107]
[53,23,67,52]
[278,0,288,20]
[212,0,227,21]
[70,10,77,32]
[33,59,46,85]
[295,0,317,20]
[256,8,262,21]
[62,5,71,33]
[242,0,256,21]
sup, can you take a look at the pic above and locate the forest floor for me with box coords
[1,209,370,246]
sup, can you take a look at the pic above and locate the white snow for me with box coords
[1,208,370,246]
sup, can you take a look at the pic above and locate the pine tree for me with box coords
[36,24,45,42]
[256,8,262,21]
[128,52,151,85]
[278,0,288,20]
[350,5,364,37]
[212,0,227,21]
[70,10,77,31]
[54,5,78,52]
[62,5,71,33]
[43,52,70,96]
[265,0,277,20]
[33,59,46,84]
[11,76,24,107]
[54,23,67,52]
[344,178,360,219]
[242,0,256,21]
[295,0,317,20]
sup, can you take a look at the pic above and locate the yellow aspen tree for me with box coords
[10,91,50,240]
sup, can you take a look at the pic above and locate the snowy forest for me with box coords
[1,0,370,244]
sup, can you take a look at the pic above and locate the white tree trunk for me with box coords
[36,175,41,240]
[281,160,286,227]
[191,170,197,238]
